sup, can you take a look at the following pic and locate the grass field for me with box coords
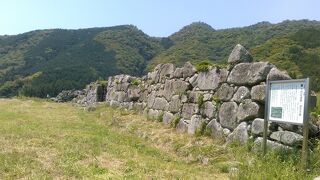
[0,98,319,179]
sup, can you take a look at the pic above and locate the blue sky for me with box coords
[0,0,319,37]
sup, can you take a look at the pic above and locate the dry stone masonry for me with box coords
[77,44,319,150]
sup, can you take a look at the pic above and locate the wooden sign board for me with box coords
[263,78,310,170]
[267,79,309,125]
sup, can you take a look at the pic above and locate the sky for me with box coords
[0,0,319,37]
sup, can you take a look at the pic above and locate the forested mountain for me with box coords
[1,20,320,97]
[0,26,163,97]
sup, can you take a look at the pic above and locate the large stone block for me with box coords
[128,86,141,101]
[181,103,199,119]
[188,91,203,103]
[162,111,174,124]
[189,74,198,87]
[113,75,131,91]
[227,62,273,86]
[182,62,197,78]
[147,91,156,108]
[139,90,148,102]
[173,62,197,79]
[163,79,190,101]
[155,63,176,83]
[253,137,292,152]
[168,95,182,113]
[251,118,269,136]
[270,131,303,146]
[215,83,235,101]
[188,115,204,134]
[267,67,291,81]
[223,128,231,136]
[231,86,250,103]
[195,67,228,90]
[200,101,216,119]
[152,97,169,111]
[227,44,253,64]
[147,71,157,83]
[203,93,212,101]
[172,67,183,78]
[227,122,249,145]
[176,119,190,132]
[117,91,129,102]
[219,102,238,130]
[106,89,117,101]
[251,84,266,103]
[237,99,263,122]
[206,119,223,139]
[148,109,160,120]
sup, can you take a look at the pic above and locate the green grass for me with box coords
[0,98,319,179]
[0,98,227,179]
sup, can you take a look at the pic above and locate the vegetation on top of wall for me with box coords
[130,79,141,86]
[96,80,108,86]
[193,60,213,72]
[193,60,228,72]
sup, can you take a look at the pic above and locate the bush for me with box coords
[233,144,320,179]
[194,61,212,72]
[157,112,164,122]
[195,121,207,137]
[130,79,141,86]
[170,115,181,128]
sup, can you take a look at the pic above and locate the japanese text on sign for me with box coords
[268,81,306,124]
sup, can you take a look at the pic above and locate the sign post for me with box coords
[263,78,310,170]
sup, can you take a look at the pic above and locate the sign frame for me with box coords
[266,78,309,125]
[262,78,310,170]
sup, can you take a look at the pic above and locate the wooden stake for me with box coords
[301,122,309,170]
[262,118,268,156]
[262,81,270,155]
[301,78,310,171]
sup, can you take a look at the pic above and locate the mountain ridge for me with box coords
[1,19,320,97]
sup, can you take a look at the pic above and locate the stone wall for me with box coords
[72,82,106,105]
[100,44,319,149]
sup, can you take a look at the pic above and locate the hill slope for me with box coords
[0,26,163,97]
[1,20,320,97]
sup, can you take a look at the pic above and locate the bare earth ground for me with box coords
[0,98,230,179]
